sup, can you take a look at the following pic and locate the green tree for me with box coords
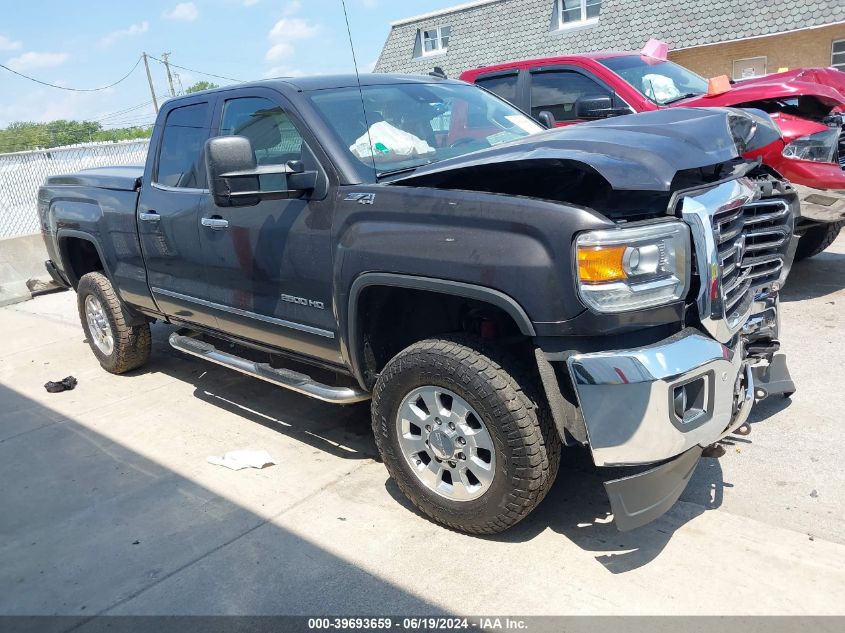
[184,80,219,94]
[0,120,152,153]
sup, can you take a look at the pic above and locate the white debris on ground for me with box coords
[207,449,276,471]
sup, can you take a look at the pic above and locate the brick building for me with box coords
[375,0,845,80]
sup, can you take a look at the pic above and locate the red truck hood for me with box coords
[672,67,845,109]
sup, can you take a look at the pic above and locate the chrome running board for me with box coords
[169,332,370,404]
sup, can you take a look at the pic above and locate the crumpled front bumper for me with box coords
[561,326,792,531]
[567,328,753,468]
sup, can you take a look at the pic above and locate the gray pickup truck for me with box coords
[39,74,797,533]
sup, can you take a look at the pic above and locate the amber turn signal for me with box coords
[577,246,628,284]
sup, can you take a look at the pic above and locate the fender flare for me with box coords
[55,229,113,288]
[346,273,536,389]
[55,229,149,327]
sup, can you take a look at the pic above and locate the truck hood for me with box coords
[394,107,779,192]
[673,68,845,109]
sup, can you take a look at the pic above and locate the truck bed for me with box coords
[44,166,143,191]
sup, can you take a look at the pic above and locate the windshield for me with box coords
[308,82,543,178]
[598,55,709,105]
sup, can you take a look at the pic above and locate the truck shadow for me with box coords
[128,322,378,462]
[781,250,845,302]
[384,446,732,574]
[0,383,441,619]
[135,321,789,575]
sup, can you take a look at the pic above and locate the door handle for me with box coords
[139,211,160,222]
[201,216,229,230]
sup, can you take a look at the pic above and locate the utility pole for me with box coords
[161,52,176,97]
[142,53,159,114]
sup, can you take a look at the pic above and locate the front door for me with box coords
[199,92,340,364]
[529,68,614,125]
[138,98,219,329]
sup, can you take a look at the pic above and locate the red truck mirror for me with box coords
[574,94,634,120]
[204,135,317,207]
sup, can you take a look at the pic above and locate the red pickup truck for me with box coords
[460,52,845,260]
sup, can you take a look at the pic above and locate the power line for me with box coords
[0,56,143,92]
[97,100,155,122]
[146,54,244,83]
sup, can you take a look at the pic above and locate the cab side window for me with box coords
[530,70,610,121]
[155,102,209,189]
[220,97,304,165]
[475,73,519,107]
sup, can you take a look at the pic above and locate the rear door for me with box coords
[197,88,341,364]
[138,97,219,329]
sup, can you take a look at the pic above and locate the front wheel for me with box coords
[795,221,843,261]
[371,336,560,534]
[77,272,151,374]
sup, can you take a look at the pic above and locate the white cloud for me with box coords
[265,42,295,63]
[360,0,378,8]
[263,65,305,79]
[6,51,69,72]
[162,2,199,21]
[0,34,22,51]
[99,21,149,47]
[243,0,260,6]
[268,17,320,42]
[265,7,320,64]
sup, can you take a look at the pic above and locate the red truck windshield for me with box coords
[598,55,709,105]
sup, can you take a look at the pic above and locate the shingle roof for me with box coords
[375,0,845,76]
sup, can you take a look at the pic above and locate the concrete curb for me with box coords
[0,233,64,307]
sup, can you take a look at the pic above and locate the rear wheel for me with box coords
[371,335,560,534]
[77,272,151,374]
[795,221,843,261]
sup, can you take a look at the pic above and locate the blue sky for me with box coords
[0,0,460,127]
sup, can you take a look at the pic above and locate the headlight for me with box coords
[782,128,839,163]
[576,222,690,313]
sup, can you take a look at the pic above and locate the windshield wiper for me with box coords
[376,161,434,180]
[661,92,702,105]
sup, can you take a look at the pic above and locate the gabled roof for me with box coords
[375,0,845,77]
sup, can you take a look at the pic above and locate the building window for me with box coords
[556,0,601,30]
[833,40,845,71]
[732,56,767,80]
[418,26,450,57]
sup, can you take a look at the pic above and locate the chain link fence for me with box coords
[0,140,150,239]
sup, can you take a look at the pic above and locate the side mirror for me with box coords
[574,94,632,120]
[204,135,317,207]
[536,110,557,129]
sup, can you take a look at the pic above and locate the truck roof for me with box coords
[180,73,464,98]
[459,52,636,80]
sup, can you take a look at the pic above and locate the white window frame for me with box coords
[556,0,601,31]
[832,39,845,71]
[732,56,767,80]
[419,25,450,57]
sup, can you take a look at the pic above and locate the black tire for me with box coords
[77,272,151,374]
[371,335,561,535]
[795,221,843,261]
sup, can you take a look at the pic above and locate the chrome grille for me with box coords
[713,198,791,326]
